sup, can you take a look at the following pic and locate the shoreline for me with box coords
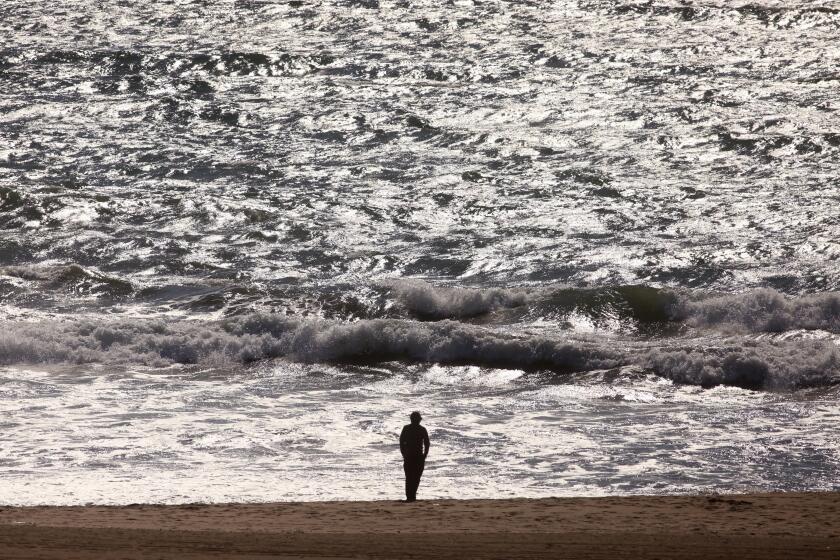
[1,492,838,558]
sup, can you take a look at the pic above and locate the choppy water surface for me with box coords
[1,0,840,503]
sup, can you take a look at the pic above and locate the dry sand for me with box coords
[1,492,838,559]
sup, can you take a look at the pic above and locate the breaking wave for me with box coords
[1,264,133,298]
[387,281,840,335]
[0,315,618,373]
[385,280,677,326]
[677,289,840,333]
[2,314,839,391]
[643,339,840,391]
[4,268,840,338]
[385,279,528,319]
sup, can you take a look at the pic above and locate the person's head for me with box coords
[409,411,422,425]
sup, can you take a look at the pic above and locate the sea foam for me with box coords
[3,313,839,390]
[387,281,840,335]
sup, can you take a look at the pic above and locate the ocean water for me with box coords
[1,0,840,505]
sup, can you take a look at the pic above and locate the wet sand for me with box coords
[1,492,838,559]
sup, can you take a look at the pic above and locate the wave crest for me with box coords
[679,289,840,333]
[0,315,619,373]
[385,282,840,337]
[385,279,528,319]
[2,314,840,391]
[644,339,840,391]
[2,264,133,297]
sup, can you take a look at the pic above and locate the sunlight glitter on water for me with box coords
[1,363,838,505]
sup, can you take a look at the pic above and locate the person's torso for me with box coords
[401,424,426,457]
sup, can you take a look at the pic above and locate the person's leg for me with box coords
[409,464,419,501]
[403,461,412,500]
[414,458,424,497]
[405,459,422,501]
[409,457,423,500]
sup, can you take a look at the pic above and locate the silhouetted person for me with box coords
[399,411,430,502]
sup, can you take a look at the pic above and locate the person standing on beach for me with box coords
[399,411,430,502]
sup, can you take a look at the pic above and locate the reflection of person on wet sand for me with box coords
[399,411,430,502]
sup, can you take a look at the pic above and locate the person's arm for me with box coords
[399,426,407,459]
[423,428,430,459]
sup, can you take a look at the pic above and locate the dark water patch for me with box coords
[555,168,612,186]
[319,62,401,79]
[145,96,195,125]
[594,208,635,231]
[601,2,840,29]
[544,55,573,69]
[405,114,440,138]
[175,291,228,312]
[734,4,840,28]
[1,264,133,298]
[310,130,348,143]
[34,50,87,65]
[486,153,533,171]
[402,256,471,277]
[716,132,825,158]
[24,48,334,82]
[0,240,33,264]
[799,71,840,84]
[680,186,706,199]
[202,51,333,77]
[0,152,45,171]
[611,3,706,22]
[461,170,486,183]
[823,133,840,147]
[590,186,622,198]
[0,188,44,229]
[0,186,25,211]
[199,106,243,127]
[137,283,276,317]
[418,66,462,82]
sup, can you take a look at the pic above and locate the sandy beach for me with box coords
[1,492,838,559]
